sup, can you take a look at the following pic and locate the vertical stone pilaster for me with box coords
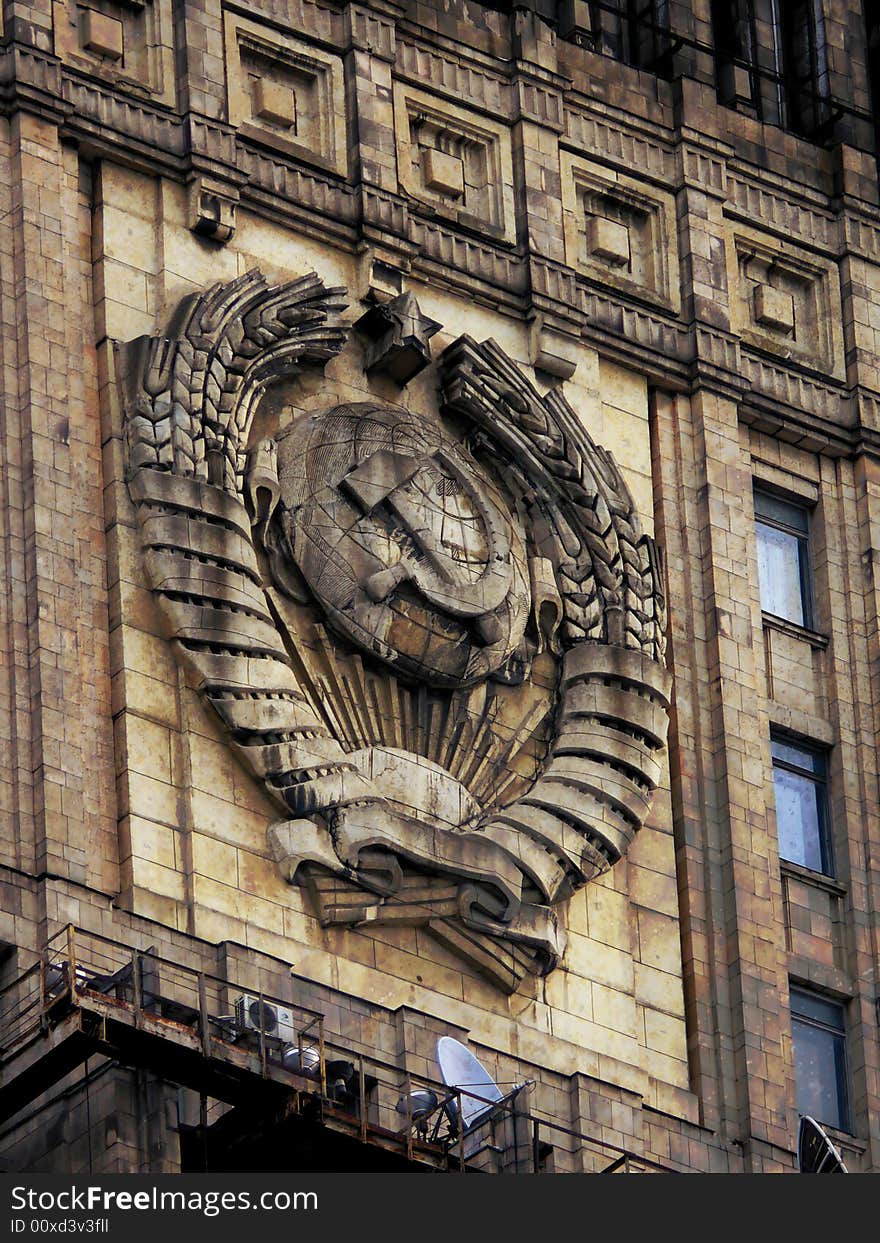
[345,4,399,195]
[174,0,225,120]
[675,110,735,335]
[0,115,35,878]
[510,12,565,263]
[656,121,799,1160]
[836,100,880,1173]
[344,3,412,287]
[848,451,880,1171]
[654,384,796,1165]
[0,113,117,899]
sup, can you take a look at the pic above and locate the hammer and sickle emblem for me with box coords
[340,443,516,646]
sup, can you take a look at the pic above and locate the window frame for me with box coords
[790,987,851,1134]
[770,734,834,877]
[710,0,835,142]
[777,0,832,140]
[710,0,759,110]
[754,486,815,631]
[582,0,676,78]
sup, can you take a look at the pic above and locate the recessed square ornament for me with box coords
[81,9,123,60]
[421,148,465,199]
[562,153,680,313]
[53,0,175,103]
[588,216,631,267]
[253,78,297,130]
[225,13,347,177]
[753,284,795,335]
[394,84,516,243]
[727,225,844,378]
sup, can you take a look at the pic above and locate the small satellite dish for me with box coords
[797,1116,848,1173]
[281,1044,320,1076]
[436,1036,503,1130]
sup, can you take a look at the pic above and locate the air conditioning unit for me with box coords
[234,994,296,1042]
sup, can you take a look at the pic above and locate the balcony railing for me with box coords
[0,925,675,1174]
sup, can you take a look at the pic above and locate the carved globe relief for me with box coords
[271,401,531,687]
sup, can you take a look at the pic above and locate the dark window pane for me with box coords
[754,490,809,532]
[792,1013,849,1130]
[580,0,674,76]
[779,0,832,138]
[592,0,625,57]
[811,0,830,100]
[791,989,845,1028]
[627,0,673,75]
[713,0,833,138]
[866,2,880,164]
[771,735,831,875]
[757,521,806,625]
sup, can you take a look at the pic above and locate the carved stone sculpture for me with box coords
[120,270,670,993]
[354,291,441,385]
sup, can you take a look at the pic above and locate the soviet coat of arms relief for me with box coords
[120,270,670,995]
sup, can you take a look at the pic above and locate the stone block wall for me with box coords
[0,0,879,1175]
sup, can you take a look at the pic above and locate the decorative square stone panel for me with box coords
[727,226,844,378]
[253,78,297,130]
[421,148,465,199]
[53,0,175,103]
[81,9,124,60]
[394,84,516,243]
[753,284,795,336]
[225,13,347,177]
[562,154,680,313]
[588,216,631,267]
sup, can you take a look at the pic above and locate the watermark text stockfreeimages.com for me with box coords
[10,1185,317,1219]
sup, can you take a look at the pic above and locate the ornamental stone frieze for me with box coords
[119,270,670,994]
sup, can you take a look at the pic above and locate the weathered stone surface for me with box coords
[354,291,442,386]
[5,0,880,1178]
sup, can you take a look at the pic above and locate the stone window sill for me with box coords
[762,612,829,650]
[780,859,847,899]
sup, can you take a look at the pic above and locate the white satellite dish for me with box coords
[436,1036,504,1130]
[797,1116,848,1173]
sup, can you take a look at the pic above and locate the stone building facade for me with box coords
[0,0,878,1175]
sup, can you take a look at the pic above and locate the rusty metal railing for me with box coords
[0,925,676,1173]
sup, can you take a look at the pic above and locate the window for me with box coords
[625,0,674,76]
[754,489,813,628]
[711,0,758,109]
[564,0,675,78]
[778,0,832,140]
[791,989,850,1132]
[710,0,833,140]
[771,736,832,875]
